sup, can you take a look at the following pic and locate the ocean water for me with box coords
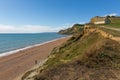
[0,33,67,54]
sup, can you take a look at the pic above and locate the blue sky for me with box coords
[0,0,119,33]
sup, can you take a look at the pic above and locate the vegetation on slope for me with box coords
[22,27,120,80]
[97,16,120,28]
[104,17,120,28]
[58,24,84,34]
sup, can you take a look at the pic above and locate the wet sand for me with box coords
[0,37,69,80]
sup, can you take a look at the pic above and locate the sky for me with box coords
[0,0,120,33]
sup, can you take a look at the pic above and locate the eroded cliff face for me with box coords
[22,26,120,80]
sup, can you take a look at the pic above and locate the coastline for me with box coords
[0,36,70,57]
[0,36,70,80]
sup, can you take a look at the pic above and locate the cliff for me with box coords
[22,25,120,80]
[58,24,84,34]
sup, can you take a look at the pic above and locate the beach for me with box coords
[0,37,69,80]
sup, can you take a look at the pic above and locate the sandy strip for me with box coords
[0,37,69,80]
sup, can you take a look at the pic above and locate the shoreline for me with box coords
[0,36,70,80]
[0,36,70,57]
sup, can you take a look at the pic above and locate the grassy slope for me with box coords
[22,29,120,80]
[44,31,105,68]
[99,17,120,28]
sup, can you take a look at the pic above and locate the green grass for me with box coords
[101,23,120,28]
[98,17,120,28]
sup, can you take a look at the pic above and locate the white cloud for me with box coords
[104,13,118,17]
[0,24,70,33]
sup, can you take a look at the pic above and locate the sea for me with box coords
[0,33,67,56]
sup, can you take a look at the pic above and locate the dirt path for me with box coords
[101,26,120,32]
[99,26,120,42]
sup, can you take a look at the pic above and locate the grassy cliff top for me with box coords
[103,17,120,28]
[93,16,120,28]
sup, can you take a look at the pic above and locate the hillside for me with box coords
[22,26,120,80]
[58,24,84,34]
